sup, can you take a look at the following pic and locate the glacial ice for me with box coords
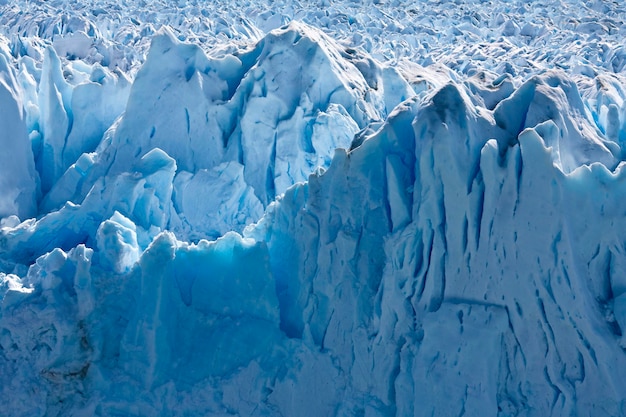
[2,0,626,416]
[0,47,38,220]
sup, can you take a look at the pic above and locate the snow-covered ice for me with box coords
[2,0,626,416]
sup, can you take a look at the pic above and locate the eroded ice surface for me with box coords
[2,1,626,416]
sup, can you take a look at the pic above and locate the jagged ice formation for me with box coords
[2,1,626,416]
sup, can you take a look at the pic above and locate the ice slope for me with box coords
[2,0,626,416]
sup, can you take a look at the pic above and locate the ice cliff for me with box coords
[2,3,626,417]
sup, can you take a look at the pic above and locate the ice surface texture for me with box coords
[2,1,626,416]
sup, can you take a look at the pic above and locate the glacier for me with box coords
[2,0,626,416]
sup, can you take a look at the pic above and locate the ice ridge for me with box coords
[3,23,410,246]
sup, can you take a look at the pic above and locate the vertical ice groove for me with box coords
[415,226,434,302]
[385,154,411,232]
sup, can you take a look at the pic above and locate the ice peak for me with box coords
[494,70,619,172]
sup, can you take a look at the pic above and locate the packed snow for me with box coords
[2,0,626,416]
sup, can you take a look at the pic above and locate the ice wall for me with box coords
[2,9,626,417]
[248,76,626,416]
